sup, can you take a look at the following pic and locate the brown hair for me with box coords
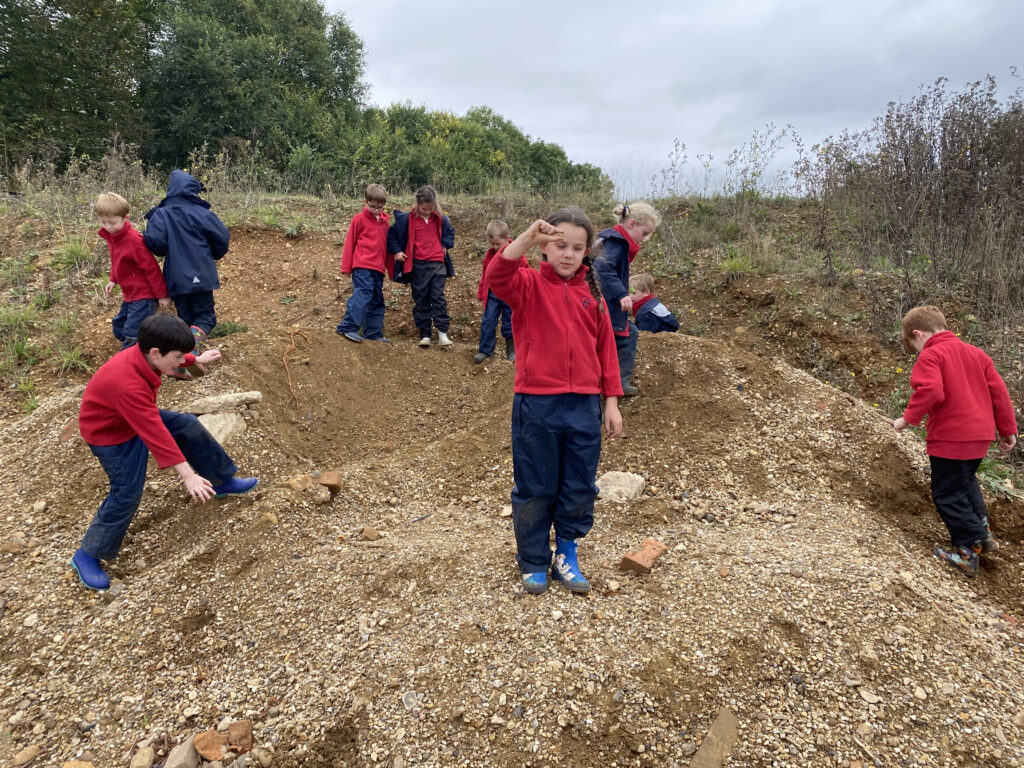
[544,207,605,312]
[901,305,947,352]
[365,184,387,204]
[95,192,129,217]
[631,272,655,293]
[485,219,510,239]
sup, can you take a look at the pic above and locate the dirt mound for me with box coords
[1,229,1023,767]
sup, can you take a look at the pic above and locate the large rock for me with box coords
[597,471,645,501]
[165,736,199,768]
[194,730,228,761]
[187,391,262,415]
[198,413,247,444]
[129,747,156,768]
[227,719,254,752]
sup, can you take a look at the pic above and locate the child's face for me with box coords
[623,218,656,246]
[488,234,508,250]
[146,347,188,377]
[366,199,386,219]
[416,201,436,218]
[99,214,128,235]
[541,223,590,279]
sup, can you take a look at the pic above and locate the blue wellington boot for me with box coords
[212,477,259,498]
[522,571,548,595]
[70,548,110,591]
[551,537,591,594]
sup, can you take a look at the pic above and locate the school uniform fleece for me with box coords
[633,294,680,333]
[100,221,167,302]
[338,207,391,338]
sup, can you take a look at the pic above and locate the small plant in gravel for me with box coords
[977,456,1023,500]
[209,320,249,338]
[53,345,91,376]
[714,248,754,286]
[16,376,38,413]
[51,238,93,274]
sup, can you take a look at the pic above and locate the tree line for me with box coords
[0,0,607,196]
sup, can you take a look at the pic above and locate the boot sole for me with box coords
[551,571,591,594]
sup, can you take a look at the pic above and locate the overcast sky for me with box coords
[329,0,1022,196]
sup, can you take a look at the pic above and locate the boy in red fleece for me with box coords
[474,219,515,364]
[893,306,1017,577]
[95,192,170,348]
[336,184,391,343]
[71,314,258,591]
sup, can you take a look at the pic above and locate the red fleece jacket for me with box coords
[902,331,1018,459]
[79,346,197,468]
[340,207,390,274]
[100,221,167,302]
[477,240,519,301]
[486,254,623,397]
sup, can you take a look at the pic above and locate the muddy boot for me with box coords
[621,382,639,397]
[979,515,999,552]
[522,571,548,595]
[473,351,489,364]
[551,537,590,594]
[933,544,980,578]
[505,337,516,362]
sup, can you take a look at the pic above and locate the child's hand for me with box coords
[195,349,221,366]
[158,297,172,309]
[999,434,1017,452]
[892,417,908,432]
[104,281,115,296]
[183,473,215,503]
[619,296,633,313]
[526,219,564,245]
[395,251,406,262]
[604,398,623,438]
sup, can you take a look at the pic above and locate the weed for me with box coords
[977,456,1023,500]
[208,320,249,338]
[51,238,93,274]
[50,314,78,340]
[54,346,92,376]
[0,304,39,334]
[280,295,297,305]
[714,249,754,285]
[285,222,305,239]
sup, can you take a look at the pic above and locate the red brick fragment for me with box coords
[318,470,343,494]
[619,538,668,574]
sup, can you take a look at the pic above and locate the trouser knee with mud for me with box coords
[929,455,989,548]
[80,410,238,560]
[510,393,602,574]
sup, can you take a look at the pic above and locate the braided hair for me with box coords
[545,207,606,313]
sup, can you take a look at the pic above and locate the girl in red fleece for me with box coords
[486,208,623,595]
[892,306,1017,577]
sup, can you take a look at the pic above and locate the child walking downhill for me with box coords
[474,220,516,364]
[387,185,456,348]
[593,202,662,396]
[70,314,258,591]
[487,208,623,595]
[144,170,231,347]
[95,192,171,348]
[336,184,391,343]
[892,306,1017,577]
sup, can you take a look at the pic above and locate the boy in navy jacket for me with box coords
[144,170,230,345]
[629,272,679,333]
[892,306,1017,577]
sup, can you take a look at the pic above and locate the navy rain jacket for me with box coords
[144,170,230,296]
[592,228,632,333]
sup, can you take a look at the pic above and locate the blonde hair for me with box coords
[95,192,129,217]
[365,183,387,204]
[901,305,947,352]
[485,220,510,239]
[631,272,655,293]
[615,201,662,229]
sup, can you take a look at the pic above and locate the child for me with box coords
[593,202,662,396]
[336,184,391,343]
[95,192,171,348]
[629,272,680,333]
[144,170,230,346]
[387,185,455,347]
[70,314,259,590]
[892,306,1017,577]
[474,220,515,364]
[487,208,623,595]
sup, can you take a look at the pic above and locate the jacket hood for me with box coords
[166,170,203,198]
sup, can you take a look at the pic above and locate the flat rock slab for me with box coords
[198,412,246,444]
[692,707,739,768]
[187,391,262,415]
[597,471,645,501]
